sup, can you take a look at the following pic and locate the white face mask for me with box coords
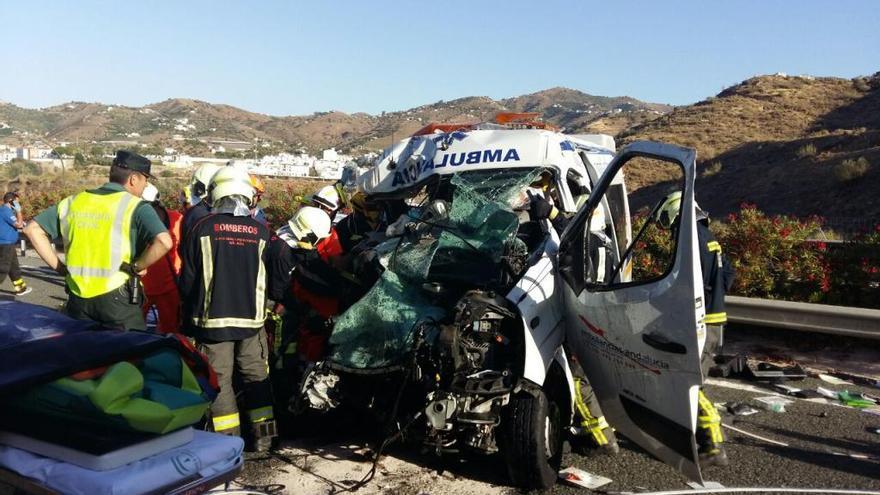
[11,200,21,212]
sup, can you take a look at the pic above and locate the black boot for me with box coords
[249,420,278,453]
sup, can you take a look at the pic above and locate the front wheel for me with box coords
[500,386,563,489]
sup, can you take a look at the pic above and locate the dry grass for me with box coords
[619,73,880,220]
[834,157,871,182]
[797,143,817,158]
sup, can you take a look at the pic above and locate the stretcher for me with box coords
[0,430,243,495]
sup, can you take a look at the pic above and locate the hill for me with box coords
[0,88,671,154]
[621,73,880,224]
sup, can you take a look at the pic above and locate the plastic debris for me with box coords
[818,373,852,386]
[558,466,612,489]
[746,361,806,381]
[826,371,880,389]
[687,481,725,489]
[772,384,803,396]
[838,391,877,409]
[726,402,760,416]
[754,396,793,413]
[816,387,839,399]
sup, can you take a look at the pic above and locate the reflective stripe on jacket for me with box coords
[179,214,271,341]
[697,222,735,325]
[59,191,140,298]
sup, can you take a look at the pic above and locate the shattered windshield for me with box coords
[328,168,540,370]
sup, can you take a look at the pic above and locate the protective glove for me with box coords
[527,191,558,222]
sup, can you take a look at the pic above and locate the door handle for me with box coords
[642,333,687,354]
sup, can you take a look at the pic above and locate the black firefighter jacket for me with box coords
[180,213,271,342]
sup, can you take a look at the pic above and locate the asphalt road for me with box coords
[9,253,880,494]
[0,254,68,309]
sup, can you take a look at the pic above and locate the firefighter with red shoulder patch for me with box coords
[179,166,276,451]
[265,207,333,414]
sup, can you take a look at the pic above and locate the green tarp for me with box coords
[329,169,538,370]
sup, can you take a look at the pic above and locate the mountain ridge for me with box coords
[0,87,672,153]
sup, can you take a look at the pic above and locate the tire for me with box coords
[501,386,564,489]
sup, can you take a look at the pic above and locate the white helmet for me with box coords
[142,183,160,203]
[655,191,682,229]
[287,206,331,247]
[210,166,255,203]
[191,163,222,202]
[311,185,340,212]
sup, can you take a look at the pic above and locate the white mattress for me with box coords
[0,430,243,495]
[0,427,193,471]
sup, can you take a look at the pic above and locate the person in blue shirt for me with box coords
[0,192,30,296]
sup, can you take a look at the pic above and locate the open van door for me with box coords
[557,141,706,481]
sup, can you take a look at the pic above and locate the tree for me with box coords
[90,145,106,159]
[53,146,75,157]
[74,152,86,169]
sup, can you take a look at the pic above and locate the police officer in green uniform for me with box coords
[24,150,173,330]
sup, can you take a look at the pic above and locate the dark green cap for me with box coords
[113,150,152,178]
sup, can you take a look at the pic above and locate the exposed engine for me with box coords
[421,291,520,454]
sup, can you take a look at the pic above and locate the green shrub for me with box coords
[834,157,870,182]
[4,159,42,178]
[262,178,329,226]
[74,153,86,169]
[824,225,880,308]
[715,204,828,301]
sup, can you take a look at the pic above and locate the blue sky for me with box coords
[1,1,877,116]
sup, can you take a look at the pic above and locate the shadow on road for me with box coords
[19,268,66,288]
[763,444,880,480]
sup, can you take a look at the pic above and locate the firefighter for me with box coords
[568,356,619,456]
[179,166,276,451]
[310,185,341,221]
[655,191,735,467]
[335,191,382,254]
[25,151,172,330]
[266,206,333,408]
[249,175,268,226]
[180,162,222,242]
[527,174,615,283]
[140,184,183,334]
[305,184,344,262]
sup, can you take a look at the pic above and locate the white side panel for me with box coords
[507,226,564,386]
[559,141,704,482]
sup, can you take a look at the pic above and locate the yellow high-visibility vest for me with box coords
[58,191,141,298]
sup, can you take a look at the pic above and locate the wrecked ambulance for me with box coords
[300,115,709,489]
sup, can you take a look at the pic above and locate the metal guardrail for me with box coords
[726,295,880,340]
